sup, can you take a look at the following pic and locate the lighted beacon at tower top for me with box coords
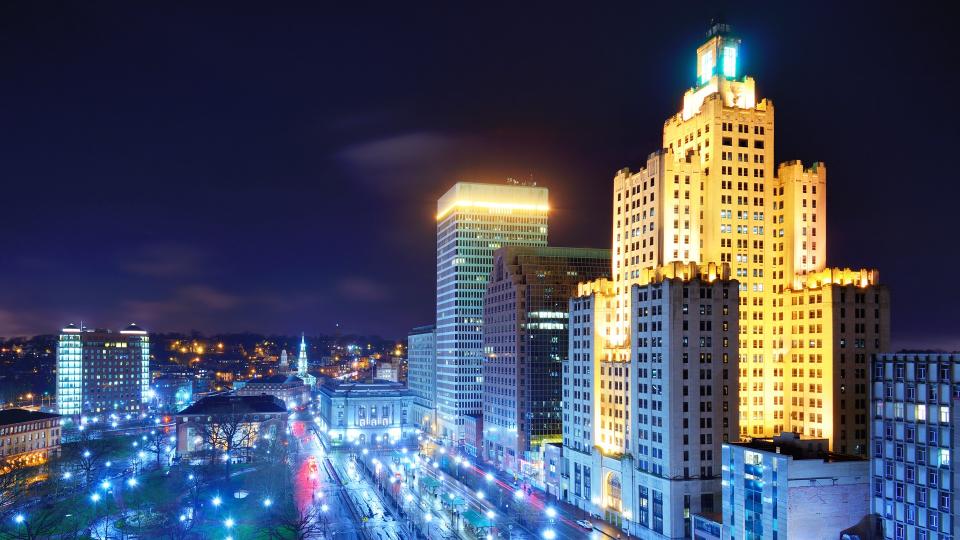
[682,22,757,120]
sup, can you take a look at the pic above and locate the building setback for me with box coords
[563,262,738,538]
[871,353,958,540]
[481,245,609,482]
[56,323,151,416]
[435,181,548,443]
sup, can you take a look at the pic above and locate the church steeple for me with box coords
[297,333,309,374]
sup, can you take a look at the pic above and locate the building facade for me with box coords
[720,432,872,540]
[174,394,288,460]
[435,181,549,443]
[598,21,889,456]
[482,245,609,483]
[0,409,62,470]
[871,353,958,540]
[407,325,437,433]
[563,262,739,538]
[234,374,310,407]
[316,379,414,446]
[56,323,151,416]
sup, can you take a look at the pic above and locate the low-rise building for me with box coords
[0,409,62,469]
[234,374,309,408]
[174,394,288,460]
[316,379,414,446]
[721,432,872,540]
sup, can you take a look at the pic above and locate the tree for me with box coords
[198,415,256,480]
[267,504,326,540]
[0,505,63,540]
[0,465,29,518]
[63,431,109,486]
[144,428,173,468]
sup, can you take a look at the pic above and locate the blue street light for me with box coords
[90,493,101,503]
[263,498,272,508]
[127,478,138,487]
[212,496,222,507]
[224,517,234,529]
[13,514,24,524]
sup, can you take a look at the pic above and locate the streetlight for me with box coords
[127,478,138,487]
[224,517,235,529]
[542,529,556,539]
[212,496,222,507]
[485,472,494,482]
[263,498,272,508]
[90,493,101,503]
[13,514,25,525]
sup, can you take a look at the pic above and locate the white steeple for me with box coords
[279,349,289,372]
[297,333,309,374]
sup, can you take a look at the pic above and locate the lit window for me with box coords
[722,46,737,78]
[940,406,950,423]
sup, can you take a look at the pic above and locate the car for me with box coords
[576,519,594,529]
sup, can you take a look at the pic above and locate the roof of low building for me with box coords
[243,374,304,386]
[0,408,60,426]
[319,378,409,398]
[176,394,287,416]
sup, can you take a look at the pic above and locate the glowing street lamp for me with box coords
[542,529,556,539]
[224,517,235,529]
[13,514,25,524]
[263,498,272,508]
[212,496,222,507]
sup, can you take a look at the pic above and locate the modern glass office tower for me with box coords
[56,323,151,416]
[481,245,609,483]
[435,181,548,443]
[871,353,958,540]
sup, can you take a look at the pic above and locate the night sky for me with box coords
[1,2,956,349]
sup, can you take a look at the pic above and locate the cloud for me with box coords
[336,277,390,302]
[123,243,209,278]
[337,131,476,192]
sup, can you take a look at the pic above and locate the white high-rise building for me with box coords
[56,323,150,416]
[435,181,548,443]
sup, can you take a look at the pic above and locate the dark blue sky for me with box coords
[0,2,956,349]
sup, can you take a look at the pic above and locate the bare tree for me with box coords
[0,505,63,540]
[198,415,256,480]
[63,431,108,486]
[0,464,28,517]
[267,504,326,540]
[144,428,173,468]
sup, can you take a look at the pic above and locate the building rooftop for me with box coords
[243,374,304,386]
[0,408,60,426]
[730,432,865,463]
[176,394,287,416]
[319,378,409,398]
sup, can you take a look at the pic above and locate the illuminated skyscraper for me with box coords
[561,21,890,538]
[56,323,151,416]
[435,181,548,443]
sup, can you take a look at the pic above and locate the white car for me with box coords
[576,519,594,529]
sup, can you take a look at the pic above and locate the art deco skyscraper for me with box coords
[435,182,548,443]
[561,21,890,539]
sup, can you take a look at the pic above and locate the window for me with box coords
[940,406,950,423]
[939,448,950,467]
[917,405,927,422]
